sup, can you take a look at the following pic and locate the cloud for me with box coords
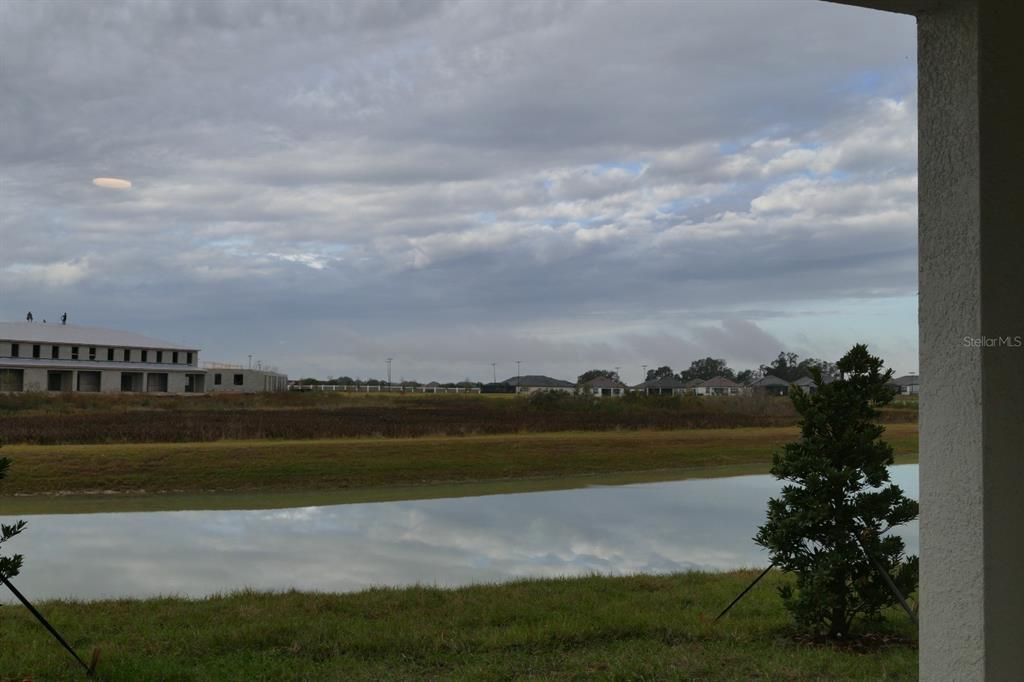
[2,259,92,288]
[0,0,919,377]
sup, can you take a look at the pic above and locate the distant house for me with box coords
[502,375,576,394]
[889,374,920,395]
[681,378,704,394]
[631,375,690,396]
[695,376,745,396]
[581,375,628,397]
[750,374,791,396]
[791,374,836,394]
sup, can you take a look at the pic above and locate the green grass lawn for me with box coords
[0,571,917,681]
[0,425,918,509]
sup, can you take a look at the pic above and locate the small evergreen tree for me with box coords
[754,344,918,638]
[1,446,28,581]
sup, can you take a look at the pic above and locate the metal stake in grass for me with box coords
[713,564,773,623]
[853,532,918,625]
[1,575,100,677]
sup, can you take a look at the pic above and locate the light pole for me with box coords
[642,364,647,382]
[515,360,521,393]
[248,354,252,369]
[614,366,620,381]
[386,358,392,388]
[491,362,496,384]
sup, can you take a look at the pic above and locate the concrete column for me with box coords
[918,1,1024,679]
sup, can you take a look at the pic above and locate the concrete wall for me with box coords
[0,341,199,368]
[22,368,47,392]
[918,1,1024,679]
[0,334,206,395]
[207,368,288,393]
[0,366,206,394]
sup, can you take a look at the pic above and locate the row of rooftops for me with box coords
[499,372,920,390]
[501,374,750,391]
[3,322,918,390]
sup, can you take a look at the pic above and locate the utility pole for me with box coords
[515,360,521,393]
[614,366,620,381]
[491,362,496,384]
[642,364,647,382]
[386,358,392,387]
[248,354,252,369]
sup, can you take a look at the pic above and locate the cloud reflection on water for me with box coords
[3,466,918,602]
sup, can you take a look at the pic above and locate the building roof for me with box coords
[890,374,920,386]
[582,375,627,389]
[700,376,741,388]
[681,378,705,388]
[792,374,836,387]
[0,322,197,351]
[501,375,576,388]
[751,374,791,387]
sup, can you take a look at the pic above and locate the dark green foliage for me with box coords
[679,357,735,381]
[754,344,918,638]
[760,351,840,382]
[577,368,620,384]
[735,369,756,385]
[0,449,27,580]
[645,365,674,381]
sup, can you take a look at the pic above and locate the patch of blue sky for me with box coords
[593,161,645,176]
[756,294,918,374]
[657,197,704,214]
[303,243,349,256]
[203,237,253,252]
[832,69,883,95]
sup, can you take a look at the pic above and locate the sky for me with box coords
[0,0,919,384]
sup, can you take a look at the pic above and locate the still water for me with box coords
[2,465,918,602]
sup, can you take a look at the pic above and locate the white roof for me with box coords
[0,322,198,351]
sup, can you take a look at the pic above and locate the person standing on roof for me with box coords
[26,311,33,322]
[61,312,67,325]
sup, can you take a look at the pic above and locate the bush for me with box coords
[0,446,27,580]
[754,344,918,638]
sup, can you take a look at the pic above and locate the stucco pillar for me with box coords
[918,1,1024,679]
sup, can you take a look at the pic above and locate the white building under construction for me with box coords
[0,321,285,394]
[0,321,205,393]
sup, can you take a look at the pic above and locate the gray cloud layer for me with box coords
[0,0,918,380]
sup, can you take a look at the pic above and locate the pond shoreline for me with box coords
[0,425,918,515]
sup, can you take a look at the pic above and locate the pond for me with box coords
[1,465,918,602]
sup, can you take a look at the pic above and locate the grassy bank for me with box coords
[0,571,917,681]
[0,425,918,507]
[0,391,915,445]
